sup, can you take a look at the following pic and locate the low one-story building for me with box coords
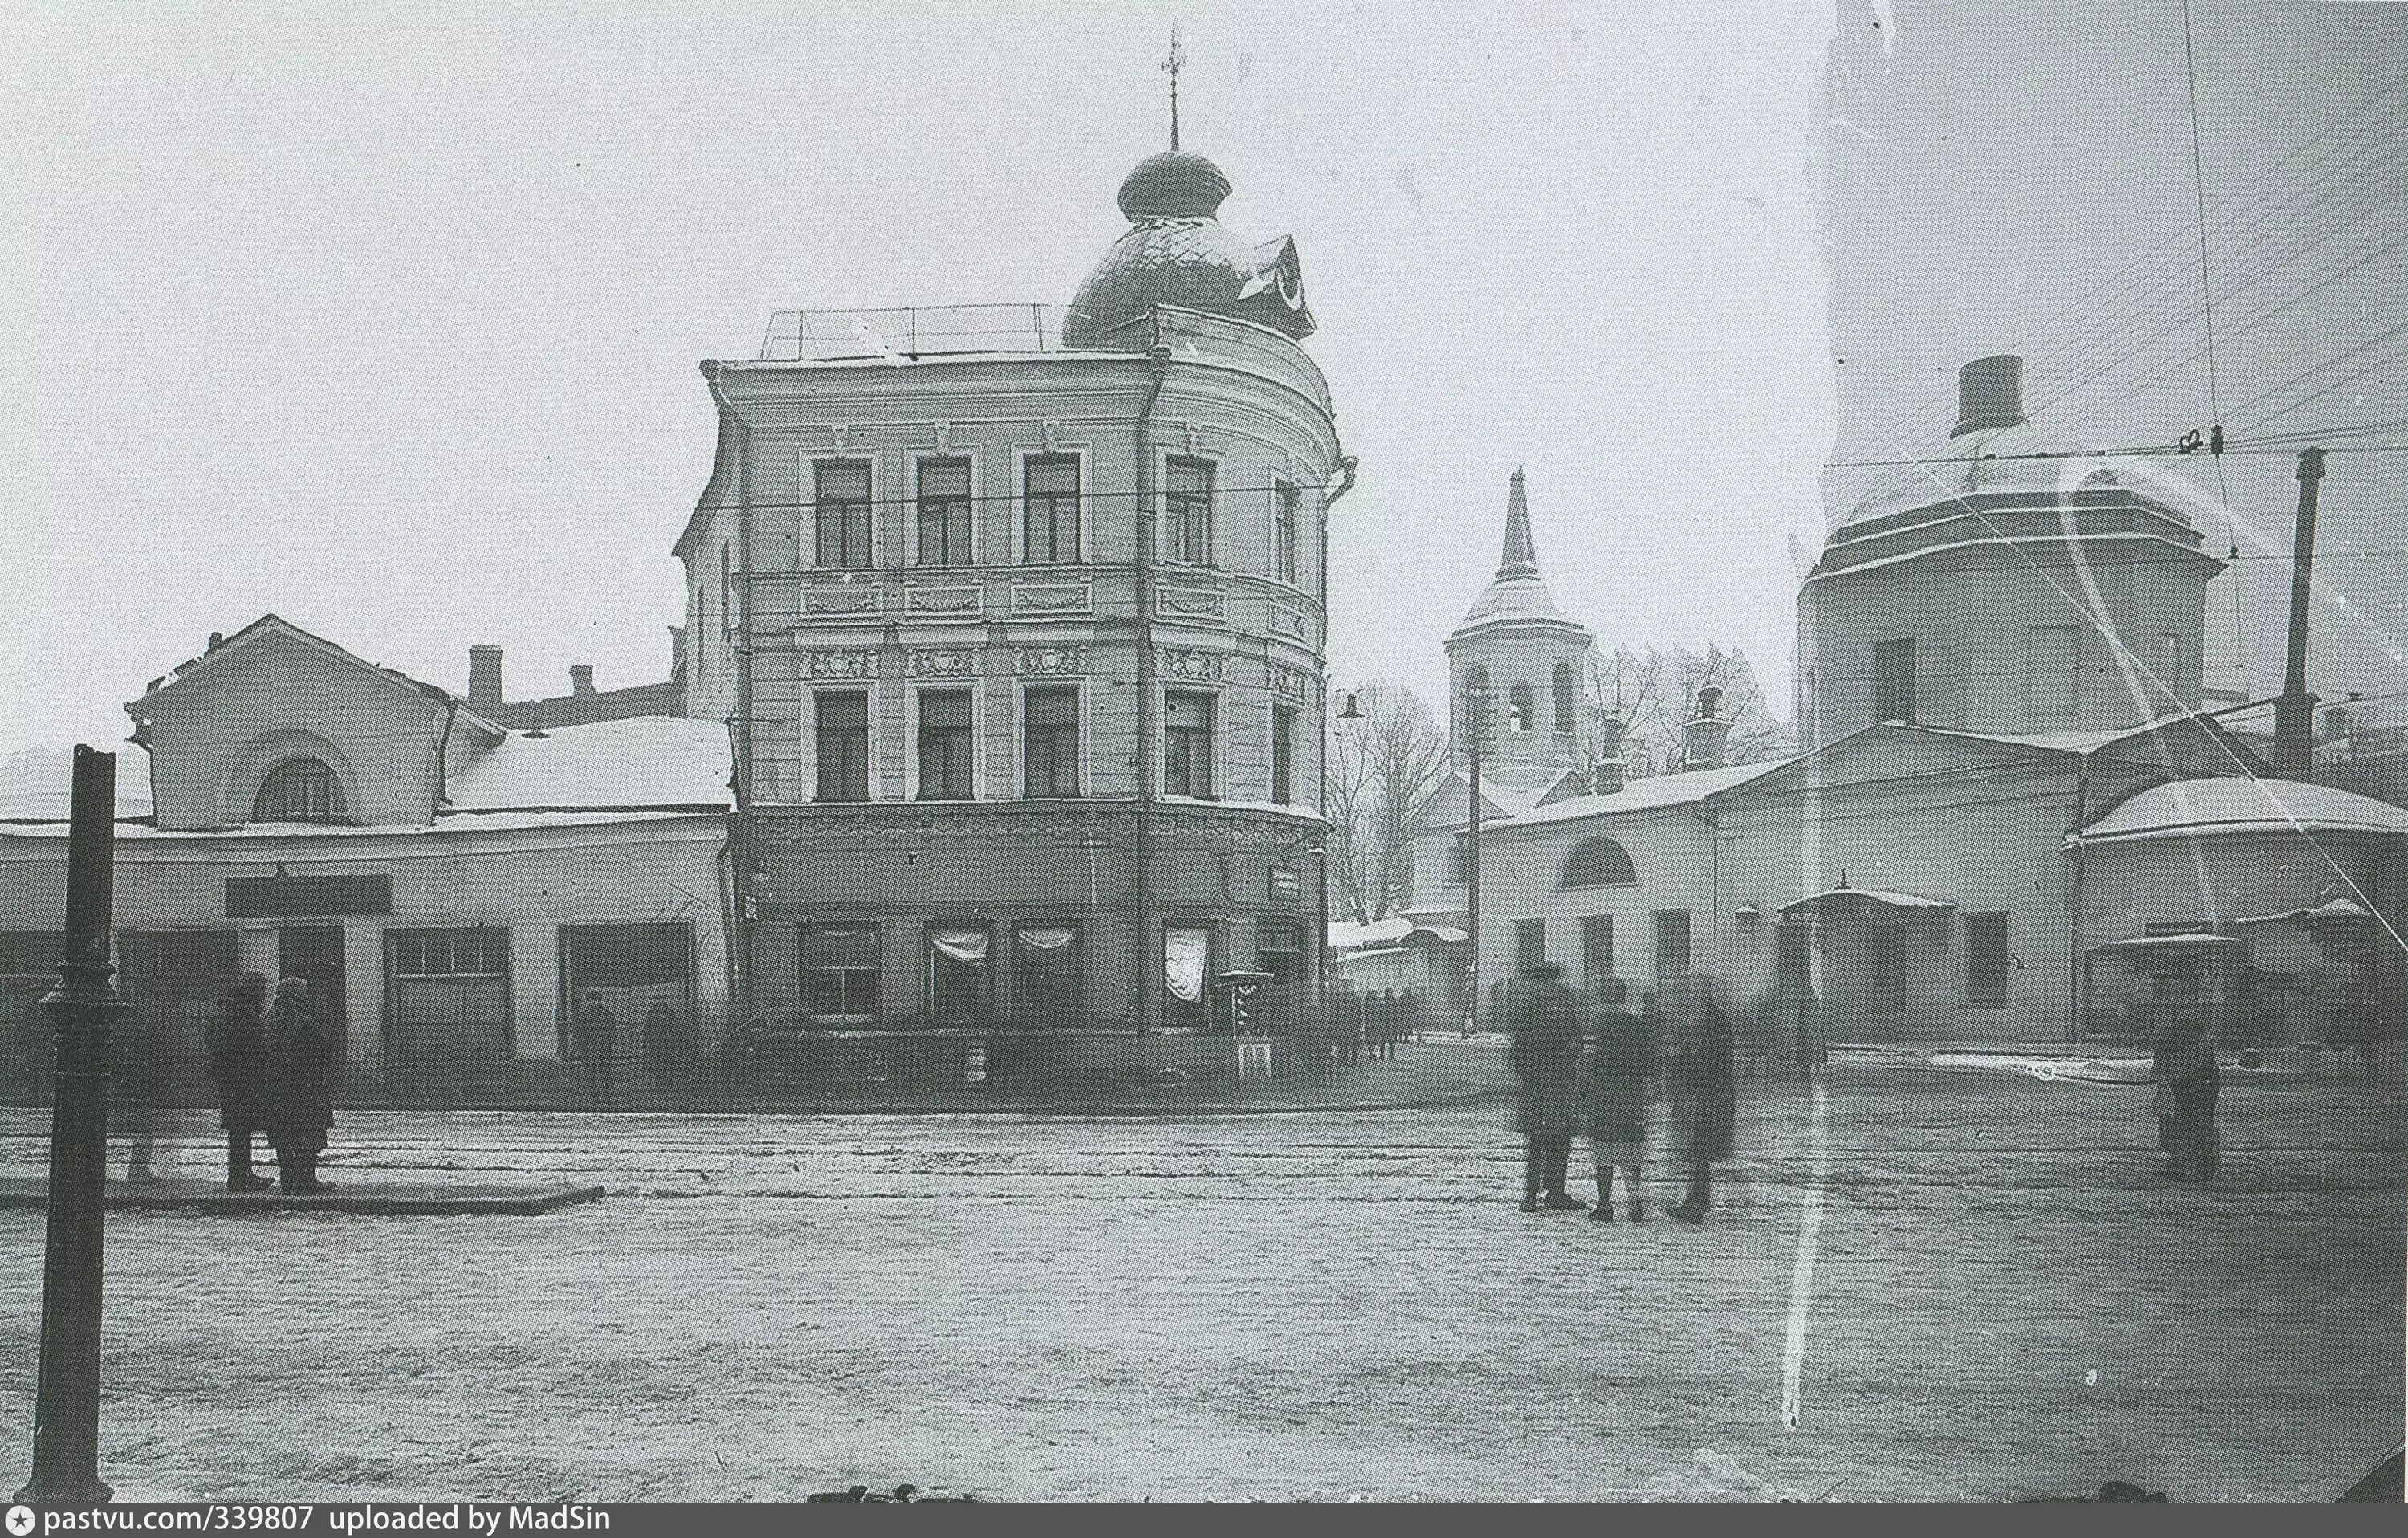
[0,616,734,1102]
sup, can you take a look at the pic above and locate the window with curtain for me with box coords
[1023,686,1080,797]
[917,458,972,567]
[927,924,995,1023]
[1013,924,1080,1019]
[1164,690,1215,799]
[801,924,881,1022]
[1162,924,1210,1028]
[251,758,348,823]
[816,692,870,801]
[1163,458,1214,565]
[1023,455,1080,564]
[814,461,873,570]
[917,690,974,800]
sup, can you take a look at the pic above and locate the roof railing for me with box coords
[759,304,1081,362]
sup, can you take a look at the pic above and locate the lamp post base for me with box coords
[16,1472,114,1507]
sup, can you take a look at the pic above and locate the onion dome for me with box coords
[1064,150,1316,348]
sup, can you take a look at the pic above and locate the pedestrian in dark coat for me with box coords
[1793,983,1828,1079]
[1580,976,1652,1221]
[1509,962,1588,1212]
[2154,1012,2221,1182]
[204,971,275,1192]
[1294,998,1334,1085]
[262,975,336,1194]
[642,995,679,1088]
[1669,982,1736,1223]
[575,990,618,1105]
[1332,983,1365,1067]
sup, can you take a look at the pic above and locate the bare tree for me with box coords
[1580,644,1792,782]
[1327,681,1450,923]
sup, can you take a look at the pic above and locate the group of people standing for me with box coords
[201,972,338,1195]
[571,990,699,1105]
[1507,962,1735,1225]
[1296,982,1429,1083]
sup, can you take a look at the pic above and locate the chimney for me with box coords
[1684,685,1730,770]
[570,665,596,701]
[468,645,504,712]
[1591,715,1625,794]
[1950,354,2028,439]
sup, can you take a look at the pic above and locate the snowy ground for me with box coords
[0,1062,2398,1503]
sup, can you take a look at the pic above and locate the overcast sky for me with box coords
[3,1,2402,763]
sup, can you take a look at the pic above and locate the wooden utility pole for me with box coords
[18,746,127,1506]
[1461,682,1495,1035]
[2272,447,2327,780]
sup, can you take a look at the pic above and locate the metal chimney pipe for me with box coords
[2272,448,2327,780]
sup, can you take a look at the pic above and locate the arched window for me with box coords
[1507,684,1533,733]
[1559,836,1637,889]
[252,758,348,824]
[1552,662,1576,734]
[1464,665,1489,696]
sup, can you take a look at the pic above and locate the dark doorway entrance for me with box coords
[279,926,346,1062]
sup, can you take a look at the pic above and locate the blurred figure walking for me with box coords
[1669,979,1736,1224]
[1580,976,1652,1221]
[2154,1012,2221,1182]
[1509,961,1587,1213]
[204,970,275,1192]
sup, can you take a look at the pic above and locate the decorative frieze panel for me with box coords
[1155,584,1228,620]
[907,647,982,678]
[1011,645,1088,676]
[1268,606,1312,642]
[803,588,881,617]
[797,649,877,682]
[1269,664,1317,703]
[1158,648,1226,684]
[905,585,984,616]
[1011,581,1092,615]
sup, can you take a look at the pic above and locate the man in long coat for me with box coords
[574,989,619,1105]
[263,975,336,1195]
[1580,975,1652,1221]
[1669,979,1737,1224]
[204,971,274,1192]
[1508,961,1587,1212]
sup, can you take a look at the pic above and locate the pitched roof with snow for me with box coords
[2069,776,2408,847]
[1497,759,1789,831]
[444,717,733,812]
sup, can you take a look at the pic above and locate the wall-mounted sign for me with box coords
[1268,864,1302,905]
[225,873,392,919]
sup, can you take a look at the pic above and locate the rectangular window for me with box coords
[2154,631,2183,698]
[1580,915,1614,996]
[814,461,873,570]
[1164,690,1216,800]
[917,689,974,800]
[1966,912,2010,1007]
[2028,626,2079,716]
[1163,923,1211,1028]
[1013,923,1080,1020]
[1873,637,1918,724]
[1273,480,1300,583]
[558,922,693,1060]
[916,458,972,567]
[1868,927,1909,1012]
[816,691,870,802]
[1023,454,1081,564]
[384,927,512,1062]
[0,932,64,1065]
[1023,686,1080,797]
[1513,918,1546,976]
[1163,458,1214,566]
[1652,909,1692,989]
[926,924,995,1024]
[118,929,240,1065]
[1447,836,1470,886]
[1271,706,1298,805]
[801,923,880,1022]
[1775,919,1813,993]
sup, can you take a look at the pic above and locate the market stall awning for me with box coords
[2092,933,2244,950]
[1402,926,1469,946]
[1779,886,1955,918]
[2233,897,2373,926]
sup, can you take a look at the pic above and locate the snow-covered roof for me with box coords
[2234,897,2373,926]
[1498,759,1788,830]
[1780,885,1954,917]
[0,789,155,824]
[445,717,733,812]
[1328,914,1414,952]
[2068,776,2408,848]
[0,810,719,842]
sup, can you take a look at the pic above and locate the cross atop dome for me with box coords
[1161,25,1186,151]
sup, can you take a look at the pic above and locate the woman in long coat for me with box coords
[2154,1012,2221,1182]
[1509,962,1588,1212]
[262,975,336,1194]
[204,971,274,1192]
[1669,982,1737,1224]
[1580,977,1652,1221]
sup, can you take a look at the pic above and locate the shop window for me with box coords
[1869,927,1909,1013]
[814,461,873,570]
[1653,909,1692,989]
[384,927,513,1062]
[251,758,348,824]
[118,929,240,1065]
[1560,837,1637,889]
[927,924,995,1024]
[917,458,972,567]
[801,923,880,1022]
[1966,913,2009,1007]
[0,932,64,1066]
[1163,924,1210,1028]
[917,690,974,800]
[1023,686,1080,797]
[559,922,693,1059]
[816,692,870,802]
[1873,638,1918,724]
[1163,458,1214,566]
[1165,690,1215,799]
[1023,455,1081,564]
[1013,924,1080,1020]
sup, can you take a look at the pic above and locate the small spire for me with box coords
[1496,468,1539,580]
[1161,25,1186,151]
